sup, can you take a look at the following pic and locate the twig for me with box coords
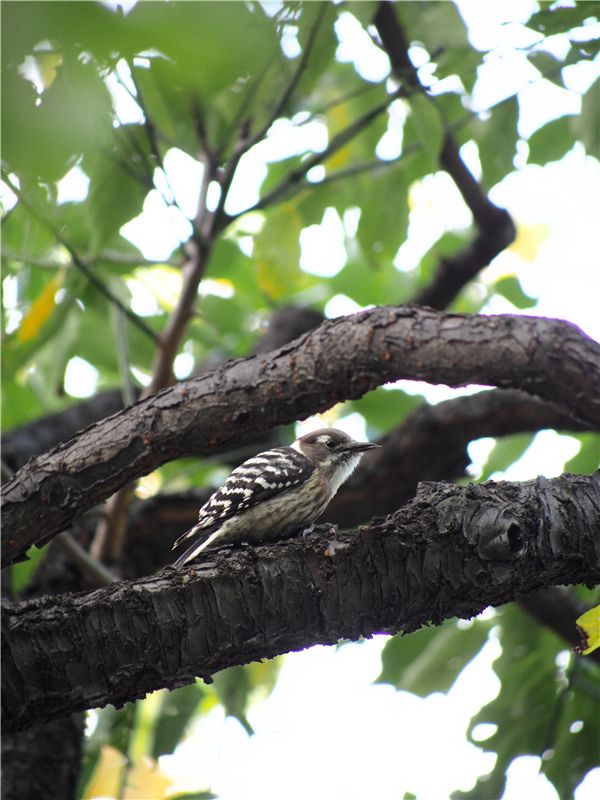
[1,172,161,345]
[55,532,118,587]
[112,305,136,408]
[219,85,409,230]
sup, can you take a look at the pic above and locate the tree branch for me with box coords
[3,472,598,733]
[373,2,517,309]
[2,307,599,566]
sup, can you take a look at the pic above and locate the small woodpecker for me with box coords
[172,428,379,567]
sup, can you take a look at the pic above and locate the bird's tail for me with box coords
[172,524,221,567]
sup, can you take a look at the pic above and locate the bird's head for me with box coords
[293,428,379,482]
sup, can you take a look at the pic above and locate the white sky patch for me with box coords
[224,118,328,215]
[121,189,192,260]
[64,356,99,398]
[390,381,492,406]
[487,146,600,342]
[126,277,160,317]
[105,59,144,125]
[173,352,194,380]
[517,79,581,138]
[467,437,497,479]
[161,148,204,218]
[164,635,501,800]
[56,165,90,204]
[331,411,368,442]
[497,430,583,481]
[335,11,390,83]
[376,99,406,160]
[324,293,364,319]
[454,0,539,51]
[395,170,472,272]
[300,207,347,276]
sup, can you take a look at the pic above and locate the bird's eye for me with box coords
[326,438,337,449]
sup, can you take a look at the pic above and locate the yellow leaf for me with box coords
[84,745,125,799]
[327,104,352,171]
[508,223,550,262]
[575,605,600,655]
[83,747,175,800]
[35,51,63,89]
[254,203,302,299]
[125,757,173,800]
[17,271,63,343]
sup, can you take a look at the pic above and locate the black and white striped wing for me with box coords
[173,447,314,548]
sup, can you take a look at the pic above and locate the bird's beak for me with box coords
[346,441,380,453]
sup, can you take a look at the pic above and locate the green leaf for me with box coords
[344,2,377,29]
[212,659,282,735]
[130,1,278,99]
[527,115,575,165]
[212,666,254,735]
[574,77,600,160]
[357,165,409,263]
[478,97,519,190]
[493,275,537,309]
[296,2,338,96]
[0,378,44,432]
[330,255,410,307]
[10,543,50,594]
[151,683,205,758]
[542,665,600,798]
[397,1,469,54]
[349,388,421,434]
[2,51,113,183]
[527,51,564,87]
[84,126,152,252]
[478,433,535,480]
[253,203,303,299]
[526,5,600,36]
[1,190,57,258]
[406,94,444,165]
[564,433,600,475]
[377,618,493,696]
[456,604,598,800]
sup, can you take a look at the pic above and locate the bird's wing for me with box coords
[172,447,314,549]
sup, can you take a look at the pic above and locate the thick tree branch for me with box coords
[1,714,84,800]
[2,307,599,566]
[3,473,599,733]
[1,306,324,471]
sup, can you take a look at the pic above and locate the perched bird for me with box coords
[172,428,379,567]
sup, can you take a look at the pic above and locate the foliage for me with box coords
[2,1,599,799]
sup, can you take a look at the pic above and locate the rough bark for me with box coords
[3,472,599,734]
[3,307,599,567]
[1,714,84,800]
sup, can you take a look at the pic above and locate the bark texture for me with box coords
[0,714,84,800]
[3,472,599,734]
[3,307,600,567]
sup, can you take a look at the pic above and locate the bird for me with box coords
[172,428,379,567]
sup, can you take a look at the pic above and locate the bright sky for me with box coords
[4,1,599,798]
